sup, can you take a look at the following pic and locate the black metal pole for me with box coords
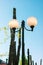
[27,49,29,65]
[21,20,25,65]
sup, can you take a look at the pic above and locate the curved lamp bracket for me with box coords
[25,26,34,31]
[15,27,21,32]
[25,27,31,31]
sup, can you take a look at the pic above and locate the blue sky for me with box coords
[0,0,43,65]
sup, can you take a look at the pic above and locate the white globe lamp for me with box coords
[9,19,19,28]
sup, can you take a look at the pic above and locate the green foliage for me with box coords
[3,27,7,30]
[19,57,28,65]
[0,26,10,44]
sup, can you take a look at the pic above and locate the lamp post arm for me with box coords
[25,26,32,31]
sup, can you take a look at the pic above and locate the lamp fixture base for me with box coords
[30,26,34,31]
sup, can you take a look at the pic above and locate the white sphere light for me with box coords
[9,19,19,28]
[27,17,37,26]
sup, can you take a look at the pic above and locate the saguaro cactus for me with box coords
[15,28,21,65]
[27,49,29,65]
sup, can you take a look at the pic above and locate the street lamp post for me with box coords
[21,20,25,65]
[8,8,37,65]
[21,17,37,65]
